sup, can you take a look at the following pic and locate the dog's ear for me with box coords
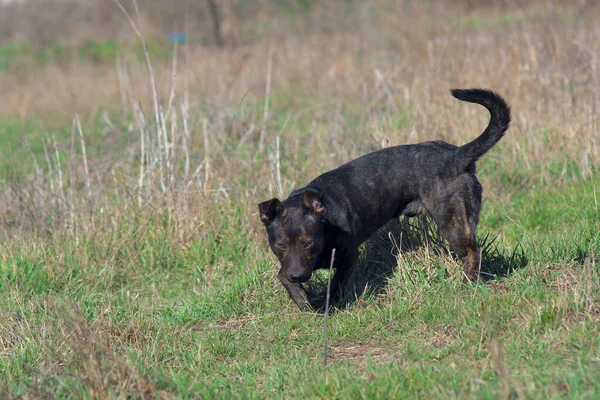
[302,190,325,215]
[258,198,283,226]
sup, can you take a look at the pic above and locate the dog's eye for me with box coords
[276,242,287,250]
[303,241,313,250]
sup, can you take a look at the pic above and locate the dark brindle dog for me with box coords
[258,89,511,311]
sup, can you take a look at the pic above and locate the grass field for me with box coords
[1,0,599,398]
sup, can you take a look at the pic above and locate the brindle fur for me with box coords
[259,89,511,311]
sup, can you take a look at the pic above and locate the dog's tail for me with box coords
[449,88,511,172]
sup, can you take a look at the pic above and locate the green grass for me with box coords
[1,89,599,397]
[1,94,598,398]
[0,114,131,183]
[0,39,166,73]
[0,42,30,71]
[0,119,45,180]
[1,169,598,398]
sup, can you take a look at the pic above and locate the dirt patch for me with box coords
[210,316,257,331]
[428,328,457,349]
[487,281,510,294]
[329,342,401,367]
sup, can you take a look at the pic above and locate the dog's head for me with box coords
[258,190,327,283]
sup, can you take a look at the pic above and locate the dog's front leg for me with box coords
[327,247,359,306]
[278,273,309,311]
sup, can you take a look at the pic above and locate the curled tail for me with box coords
[450,88,511,172]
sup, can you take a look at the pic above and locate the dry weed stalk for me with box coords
[58,303,175,399]
[490,335,511,400]
[323,248,336,370]
[259,45,274,152]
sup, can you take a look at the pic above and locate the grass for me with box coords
[1,182,599,398]
[1,0,600,398]
[0,39,166,73]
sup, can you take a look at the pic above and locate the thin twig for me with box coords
[323,248,336,369]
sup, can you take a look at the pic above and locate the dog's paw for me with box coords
[316,304,331,314]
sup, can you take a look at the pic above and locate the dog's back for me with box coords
[303,88,511,241]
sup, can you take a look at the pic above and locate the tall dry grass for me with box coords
[1,0,598,246]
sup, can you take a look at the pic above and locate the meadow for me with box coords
[0,0,599,398]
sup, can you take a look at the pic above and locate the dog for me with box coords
[258,89,511,311]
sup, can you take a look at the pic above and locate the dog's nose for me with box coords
[289,270,308,283]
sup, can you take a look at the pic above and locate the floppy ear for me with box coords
[302,190,325,215]
[258,198,282,226]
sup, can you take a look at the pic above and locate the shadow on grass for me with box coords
[305,216,529,312]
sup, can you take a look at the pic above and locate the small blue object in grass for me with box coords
[168,33,187,44]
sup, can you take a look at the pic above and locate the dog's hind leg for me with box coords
[432,207,481,280]
[426,178,482,280]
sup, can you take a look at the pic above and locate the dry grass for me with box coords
[0,298,177,399]
[1,1,598,240]
[330,342,401,366]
